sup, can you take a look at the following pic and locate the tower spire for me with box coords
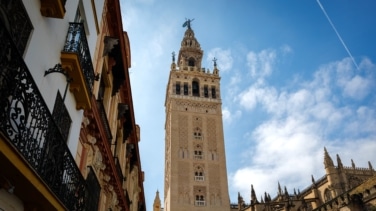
[177,20,203,70]
[153,190,161,211]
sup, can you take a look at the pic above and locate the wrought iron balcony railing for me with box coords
[96,99,113,142]
[60,22,96,110]
[63,22,95,96]
[0,22,86,210]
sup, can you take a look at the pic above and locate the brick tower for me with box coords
[163,20,230,211]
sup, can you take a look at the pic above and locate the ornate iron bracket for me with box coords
[44,63,72,102]
[44,63,72,83]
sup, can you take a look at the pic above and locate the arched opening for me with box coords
[188,57,195,67]
[324,189,332,202]
[194,165,204,181]
[192,80,199,97]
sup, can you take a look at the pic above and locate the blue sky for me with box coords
[121,0,376,209]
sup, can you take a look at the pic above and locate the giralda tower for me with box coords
[163,20,230,211]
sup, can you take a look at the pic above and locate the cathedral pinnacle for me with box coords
[336,154,343,169]
[323,147,334,168]
[251,184,258,204]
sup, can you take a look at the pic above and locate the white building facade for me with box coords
[0,0,105,210]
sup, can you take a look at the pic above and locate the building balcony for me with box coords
[40,0,66,19]
[0,24,87,210]
[194,176,205,181]
[195,200,206,206]
[61,22,96,110]
[194,154,203,160]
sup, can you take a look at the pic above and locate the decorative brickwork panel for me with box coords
[193,186,207,198]
[178,114,188,148]
[206,118,217,150]
[176,100,218,114]
[178,161,190,204]
[209,164,222,206]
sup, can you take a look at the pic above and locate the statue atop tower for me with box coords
[182,18,194,29]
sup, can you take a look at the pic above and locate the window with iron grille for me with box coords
[85,166,101,211]
[0,0,33,55]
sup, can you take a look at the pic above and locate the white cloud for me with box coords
[342,75,371,100]
[207,48,233,72]
[280,44,293,55]
[223,107,242,124]
[238,80,278,111]
[334,58,374,100]
[247,49,276,79]
[230,55,376,201]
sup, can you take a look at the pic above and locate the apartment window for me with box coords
[175,83,181,95]
[52,91,72,142]
[98,64,111,108]
[192,80,199,97]
[183,83,188,95]
[211,86,216,98]
[85,167,101,211]
[195,195,205,206]
[75,0,89,34]
[98,77,106,100]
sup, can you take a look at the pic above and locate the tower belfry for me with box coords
[164,20,230,211]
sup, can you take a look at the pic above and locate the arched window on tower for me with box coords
[211,86,216,99]
[194,166,204,181]
[194,144,203,160]
[175,82,181,95]
[204,85,209,98]
[195,195,205,206]
[193,127,202,140]
[183,83,188,95]
[192,80,200,97]
[188,57,195,67]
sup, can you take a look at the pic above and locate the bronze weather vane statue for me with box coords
[182,18,194,29]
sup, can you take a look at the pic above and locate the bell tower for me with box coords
[163,19,230,211]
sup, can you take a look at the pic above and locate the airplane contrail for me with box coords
[316,0,360,70]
